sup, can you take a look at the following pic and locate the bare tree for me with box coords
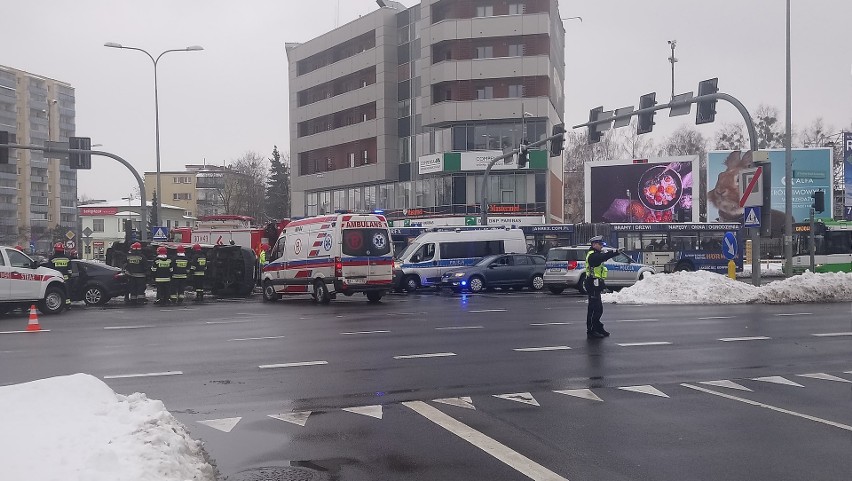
[221,152,268,221]
[658,126,708,221]
[714,123,747,150]
[754,104,785,149]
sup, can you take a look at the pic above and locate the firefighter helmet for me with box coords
[54,242,65,253]
[177,245,186,254]
[192,243,202,251]
[14,245,23,251]
[131,242,142,250]
[156,246,167,256]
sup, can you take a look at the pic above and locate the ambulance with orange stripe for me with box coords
[261,213,394,304]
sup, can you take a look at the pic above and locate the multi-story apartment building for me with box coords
[0,66,77,252]
[144,164,232,219]
[286,0,565,226]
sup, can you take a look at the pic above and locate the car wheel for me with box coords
[314,280,331,304]
[530,275,545,291]
[38,286,66,315]
[675,262,694,272]
[366,291,383,303]
[468,276,485,293]
[262,280,279,302]
[83,285,107,306]
[577,274,587,294]
[404,275,420,292]
[548,286,565,295]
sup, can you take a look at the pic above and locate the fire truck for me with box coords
[169,215,282,252]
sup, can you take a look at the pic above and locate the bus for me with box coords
[792,220,852,273]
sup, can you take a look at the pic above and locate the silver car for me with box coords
[543,246,656,294]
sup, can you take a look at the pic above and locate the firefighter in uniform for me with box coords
[48,242,72,310]
[123,242,148,305]
[190,243,207,302]
[171,245,190,303]
[151,246,173,304]
[584,236,621,339]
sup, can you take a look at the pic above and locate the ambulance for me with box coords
[261,213,394,304]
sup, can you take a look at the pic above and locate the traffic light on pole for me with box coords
[588,107,603,144]
[811,190,825,213]
[69,136,92,169]
[636,93,656,135]
[517,141,529,168]
[695,78,719,125]
[549,123,565,157]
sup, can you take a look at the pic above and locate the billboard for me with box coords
[584,156,699,223]
[707,149,833,226]
[845,132,852,219]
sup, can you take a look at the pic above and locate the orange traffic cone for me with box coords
[26,304,41,332]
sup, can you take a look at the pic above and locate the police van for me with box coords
[261,213,394,304]
[395,227,527,291]
[0,246,67,315]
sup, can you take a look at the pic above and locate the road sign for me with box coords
[65,230,75,240]
[151,226,169,240]
[82,227,93,237]
[744,206,761,228]
[65,240,75,250]
[722,232,738,260]
[44,141,70,161]
[739,166,763,208]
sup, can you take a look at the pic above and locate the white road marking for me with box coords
[228,335,286,342]
[235,313,268,316]
[774,312,812,317]
[103,325,154,330]
[812,332,852,337]
[0,329,51,334]
[751,376,804,387]
[514,346,572,352]
[197,417,241,433]
[342,405,383,419]
[403,401,570,481]
[796,373,852,384]
[258,360,328,369]
[699,380,752,392]
[530,322,572,326]
[617,341,672,347]
[206,319,254,325]
[103,371,183,379]
[469,309,507,313]
[553,389,603,402]
[493,392,540,406]
[618,385,669,398]
[435,326,484,330]
[433,397,476,410]
[698,316,735,320]
[393,352,456,360]
[718,336,771,342]
[268,411,312,427]
[340,330,391,335]
[613,318,660,323]
[682,384,852,432]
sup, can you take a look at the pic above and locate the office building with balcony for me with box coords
[286,0,565,226]
[144,164,249,219]
[0,65,78,252]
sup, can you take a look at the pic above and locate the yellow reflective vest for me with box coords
[585,250,608,279]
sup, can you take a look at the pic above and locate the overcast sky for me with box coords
[3,0,850,201]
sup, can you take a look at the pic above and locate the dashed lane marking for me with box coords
[228,335,286,342]
[530,322,572,326]
[513,346,572,352]
[718,336,771,342]
[394,352,456,360]
[682,383,852,432]
[435,326,484,330]
[206,320,254,325]
[617,341,672,347]
[811,332,852,337]
[774,312,812,317]
[613,318,660,323]
[258,360,328,369]
[469,309,507,313]
[341,330,391,335]
[0,329,51,334]
[403,401,570,481]
[698,316,735,320]
[103,325,154,330]
[103,371,183,379]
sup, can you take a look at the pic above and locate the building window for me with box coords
[173,193,192,201]
[475,5,494,17]
[508,84,524,98]
[509,3,525,15]
[509,43,525,57]
[349,152,356,168]
[92,219,104,232]
[475,46,493,59]
[172,176,192,184]
[362,150,369,165]
[476,86,494,100]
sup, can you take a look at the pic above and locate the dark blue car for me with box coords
[440,254,546,293]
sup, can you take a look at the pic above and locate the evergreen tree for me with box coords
[265,146,291,219]
[149,191,159,233]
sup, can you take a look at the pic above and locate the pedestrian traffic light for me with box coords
[69,136,92,169]
[549,123,565,157]
[636,93,657,135]
[517,141,529,168]
[695,78,719,125]
[588,107,603,144]
[812,190,825,213]
[0,131,9,164]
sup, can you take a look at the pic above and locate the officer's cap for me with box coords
[589,235,604,244]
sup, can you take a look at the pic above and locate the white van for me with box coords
[261,213,394,304]
[395,227,527,291]
[0,246,67,315]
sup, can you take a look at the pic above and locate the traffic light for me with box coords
[588,107,603,144]
[69,136,92,169]
[0,131,9,164]
[517,141,529,168]
[812,190,825,213]
[549,123,565,157]
[636,93,656,135]
[696,78,719,125]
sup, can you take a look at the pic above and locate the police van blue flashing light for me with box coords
[373,209,384,214]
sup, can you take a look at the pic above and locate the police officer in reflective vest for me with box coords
[171,245,190,303]
[48,242,73,309]
[189,244,207,302]
[585,236,620,339]
[124,242,149,305]
[151,246,173,304]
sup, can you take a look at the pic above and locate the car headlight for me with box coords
[453,272,465,277]
[394,261,401,270]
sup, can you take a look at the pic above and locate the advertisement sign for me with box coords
[79,207,118,216]
[417,154,443,174]
[460,150,518,171]
[584,156,699,223]
[707,149,832,225]
[845,132,852,219]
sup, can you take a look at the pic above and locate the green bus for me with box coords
[792,220,852,273]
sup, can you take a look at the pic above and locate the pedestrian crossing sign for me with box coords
[743,206,761,228]
[152,226,170,240]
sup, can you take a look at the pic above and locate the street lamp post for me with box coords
[103,42,203,228]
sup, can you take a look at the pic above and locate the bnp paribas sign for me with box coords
[417,150,546,174]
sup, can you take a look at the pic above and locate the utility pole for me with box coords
[667,40,677,100]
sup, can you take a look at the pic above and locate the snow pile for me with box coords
[604,270,852,305]
[0,373,216,481]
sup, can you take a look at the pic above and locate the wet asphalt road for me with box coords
[1,289,850,481]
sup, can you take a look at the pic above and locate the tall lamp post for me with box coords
[103,42,203,227]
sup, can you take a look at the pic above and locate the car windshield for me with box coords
[475,255,501,266]
[546,249,586,262]
[397,242,419,260]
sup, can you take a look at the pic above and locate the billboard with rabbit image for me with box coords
[584,156,699,223]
